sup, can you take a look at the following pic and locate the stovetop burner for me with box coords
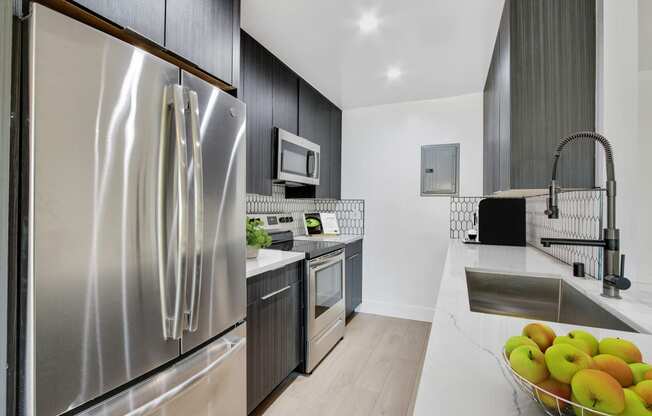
[268,231,344,260]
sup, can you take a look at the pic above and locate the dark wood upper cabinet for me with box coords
[165,0,239,86]
[272,58,299,135]
[330,105,342,200]
[241,31,342,199]
[71,0,166,45]
[299,79,332,198]
[241,31,274,196]
[483,0,596,194]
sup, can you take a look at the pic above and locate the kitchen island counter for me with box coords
[413,240,652,415]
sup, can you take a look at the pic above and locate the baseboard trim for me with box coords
[355,300,435,322]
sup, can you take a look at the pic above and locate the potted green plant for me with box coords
[246,218,272,259]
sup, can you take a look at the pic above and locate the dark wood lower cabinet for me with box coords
[345,240,363,319]
[247,261,303,414]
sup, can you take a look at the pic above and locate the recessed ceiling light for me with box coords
[386,67,402,81]
[358,13,379,33]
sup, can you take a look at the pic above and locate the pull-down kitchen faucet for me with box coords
[539,131,631,298]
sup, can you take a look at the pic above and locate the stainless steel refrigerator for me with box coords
[22,4,246,415]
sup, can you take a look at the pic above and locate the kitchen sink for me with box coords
[465,270,638,333]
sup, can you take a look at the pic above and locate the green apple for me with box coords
[505,335,539,357]
[554,335,593,356]
[545,343,595,384]
[571,369,626,415]
[633,380,652,404]
[571,393,603,416]
[522,322,557,352]
[631,364,652,384]
[620,388,652,416]
[599,337,643,364]
[593,354,634,387]
[536,378,571,410]
[509,345,549,384]
[569,330,599,356]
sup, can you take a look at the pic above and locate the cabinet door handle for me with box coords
[348,253,360,260]
[261,285,291,301]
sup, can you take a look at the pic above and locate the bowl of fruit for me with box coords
[503,322,652,416]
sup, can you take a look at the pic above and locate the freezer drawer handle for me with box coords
[186,89,204,332]
[123,335,246,416]
[261,285,291,301]
[157,84,190,341]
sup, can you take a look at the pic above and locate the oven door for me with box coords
[308,250,346,339]
[276,128,320,185]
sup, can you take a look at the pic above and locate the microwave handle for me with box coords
[307,150,316,178]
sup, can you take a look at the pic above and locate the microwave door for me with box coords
[277,131,320,185]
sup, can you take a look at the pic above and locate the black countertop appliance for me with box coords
[478,198,526,246]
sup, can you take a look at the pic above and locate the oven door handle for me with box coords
[310,250,344,270]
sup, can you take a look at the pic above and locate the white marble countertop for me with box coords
[413,240,652,415]
[293,234,363,244]
[245,249,305,279]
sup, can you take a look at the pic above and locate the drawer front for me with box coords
[247,261,302,305]
[345,239,363,257]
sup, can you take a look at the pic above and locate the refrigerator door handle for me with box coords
[186,89,204,332]
[158,85,190,341]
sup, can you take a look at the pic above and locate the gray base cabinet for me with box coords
[345,240,363,319]
[246,261,303,414]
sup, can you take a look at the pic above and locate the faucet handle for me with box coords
[620,254,625,278]
[606,275,631,290]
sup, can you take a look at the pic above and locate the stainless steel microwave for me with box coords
[275,127,320,186]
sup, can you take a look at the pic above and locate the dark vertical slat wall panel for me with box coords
[241,31,273,196]
[497,0,511,191]
[165,0,234,84]
[510,0,595,189]
[72,0,166,45]
[483,0,595,193]
[483,37,500,195]
[483,55,495,195]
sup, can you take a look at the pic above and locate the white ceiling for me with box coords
[241,0,504,109]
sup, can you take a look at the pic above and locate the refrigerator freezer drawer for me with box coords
[79,324,246,416]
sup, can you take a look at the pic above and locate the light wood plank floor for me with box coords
[251,313,432,416]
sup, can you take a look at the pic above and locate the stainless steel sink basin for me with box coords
[466,270,637,333]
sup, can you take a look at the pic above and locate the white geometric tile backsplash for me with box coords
[247,184,365,236]
[449,189,605,279]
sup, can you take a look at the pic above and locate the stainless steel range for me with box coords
[248,214,346,373]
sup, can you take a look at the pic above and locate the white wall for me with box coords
[341,93,483,321]
[636,0,652,280]
[597,0,652,283]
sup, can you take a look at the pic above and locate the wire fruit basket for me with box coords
[501,349,613,416]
